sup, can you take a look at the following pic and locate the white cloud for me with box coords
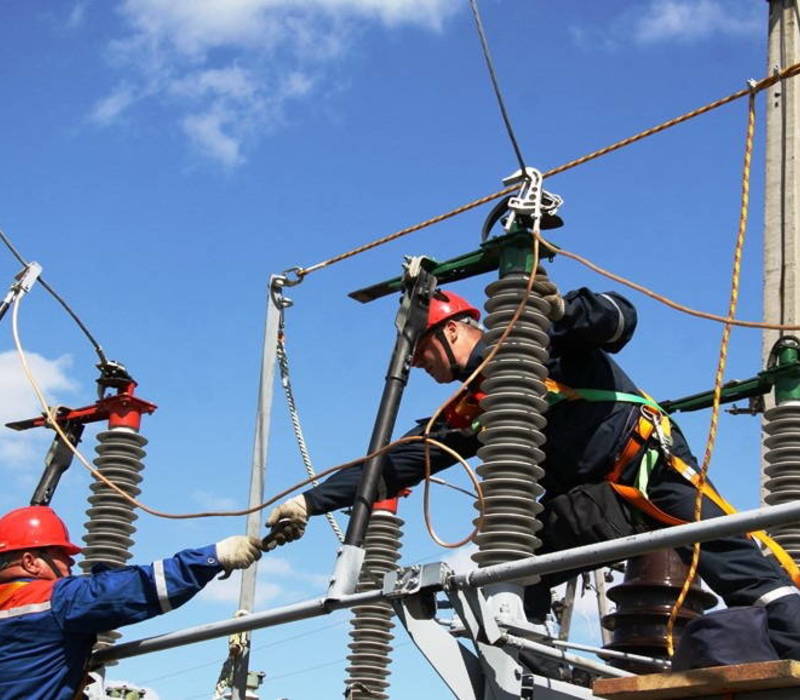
[67,2,89,29]
[92,0,457,165]
[570,0,760,51]
[0,350,79,470]
[634,0,760,44]
[90,84,137,124]
[182,107,244,168]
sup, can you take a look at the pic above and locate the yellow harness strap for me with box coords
[616,401,800,588]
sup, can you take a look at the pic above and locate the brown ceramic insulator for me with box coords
[601,549,717,672]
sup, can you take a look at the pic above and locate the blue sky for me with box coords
[0,0,781,698]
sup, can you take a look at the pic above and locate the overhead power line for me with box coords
[0,229,108,366]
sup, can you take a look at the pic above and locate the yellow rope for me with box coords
[664,90,757,657]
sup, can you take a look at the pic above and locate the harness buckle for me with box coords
[641,405,672,458]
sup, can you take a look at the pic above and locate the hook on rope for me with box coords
[269,272,298,313]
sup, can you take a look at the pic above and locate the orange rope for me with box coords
[534,237,800,331]
[297,62,800,280]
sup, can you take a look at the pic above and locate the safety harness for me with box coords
[443,378,800,586]
[545,378,800,588]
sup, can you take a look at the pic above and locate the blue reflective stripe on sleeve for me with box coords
[153,560,172,612]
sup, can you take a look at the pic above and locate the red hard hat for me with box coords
[0,506,82,556]
[426,290,480,332]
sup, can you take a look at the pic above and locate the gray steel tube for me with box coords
[501,634,632,678]
[454,498,800,589]
[95,499,800,665]
[94,590,383,664]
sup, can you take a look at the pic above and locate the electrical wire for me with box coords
[297,60,800,280]
[140,619,347,686]
[467,0,527,173]
[11,296,485,536]
[0,229,108,366]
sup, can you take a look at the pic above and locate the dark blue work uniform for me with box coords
[303,288,800,658]
[0,545,223,699]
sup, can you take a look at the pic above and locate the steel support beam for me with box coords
[93,499,800,665]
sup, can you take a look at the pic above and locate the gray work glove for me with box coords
[216,535,262,571]
[264,494,308,550]
[536,269,565,321]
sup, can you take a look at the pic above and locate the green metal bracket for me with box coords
[349,230,554,303]
[660,338,800,414]
[771,337,800,405]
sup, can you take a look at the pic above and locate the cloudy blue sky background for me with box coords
[0,1,783,697]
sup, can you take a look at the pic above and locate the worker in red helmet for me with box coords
[267,278,800,662]
[0,505,263,700]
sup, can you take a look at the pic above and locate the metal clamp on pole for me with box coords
[0,261,42,323]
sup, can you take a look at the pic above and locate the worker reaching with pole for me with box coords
[266,280,800,661]
[0,505,263,699]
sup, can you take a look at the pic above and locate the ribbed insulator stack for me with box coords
[471,270,551,571]
[345,508,404,699]
[80,427,147,650]
[602,550,716,673]
[763,402,800,560]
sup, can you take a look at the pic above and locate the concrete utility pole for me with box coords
[762,0,800,493]
[763,0,800,369]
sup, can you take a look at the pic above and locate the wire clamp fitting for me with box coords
[502,167,563,234]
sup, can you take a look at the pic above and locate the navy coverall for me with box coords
[0,545,223,700]
[304,288,800,658]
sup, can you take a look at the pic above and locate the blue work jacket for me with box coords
[0,544,222,700]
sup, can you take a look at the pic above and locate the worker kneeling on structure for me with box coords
[0,505,263,699]
[267,279,800,661]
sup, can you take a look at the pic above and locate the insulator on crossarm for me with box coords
[471,270,551,572]
[345,506,404,700]
[763,401,800,559]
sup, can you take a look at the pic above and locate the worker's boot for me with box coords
[763,592,800,659]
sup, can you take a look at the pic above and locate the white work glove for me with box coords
[264,494,308,550]
[216,535,262,571]
[536,269,565,321]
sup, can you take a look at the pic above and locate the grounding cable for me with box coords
[664,88,758,656]
[467,0,527,174]
[276,323,346,542]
